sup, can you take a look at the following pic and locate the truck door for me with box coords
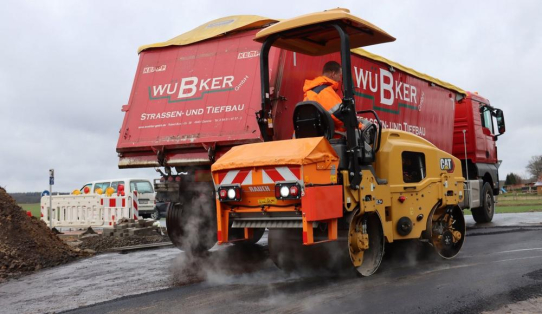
[480,106,497,163]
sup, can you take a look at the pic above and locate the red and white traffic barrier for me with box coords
[41,192,140,228]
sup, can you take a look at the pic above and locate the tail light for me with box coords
[275,182,301,200]
[218,185,242,202]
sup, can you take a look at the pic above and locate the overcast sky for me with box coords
[1,0,541,192]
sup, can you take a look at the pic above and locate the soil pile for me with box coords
[80,234,169,252]
[0,187,78,281]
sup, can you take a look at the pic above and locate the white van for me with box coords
[80,178,156,217]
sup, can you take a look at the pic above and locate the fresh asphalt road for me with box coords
[64,223,542,313]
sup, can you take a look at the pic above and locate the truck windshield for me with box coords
[94,182,110,192]
[130,180,153,193]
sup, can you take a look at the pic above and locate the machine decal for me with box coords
[218,169,252,185]
[248,186,271,192]
[148,75,236,103]
[217,167,301,185]
[262,167,301,184]
[143,65,167,74]
[257,197,277,205]
[238,51,260,59]
[353,66,419,109]
[440,158,454,172]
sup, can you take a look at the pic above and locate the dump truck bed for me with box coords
[117,17,465,168]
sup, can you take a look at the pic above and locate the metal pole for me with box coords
[49,181,53,229]
[463,130,470,205]
[49,169,54,229]
[463,130,469,180]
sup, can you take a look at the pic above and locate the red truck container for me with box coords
[117,15,505,242]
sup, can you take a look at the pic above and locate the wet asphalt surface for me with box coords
[1,214,541,314]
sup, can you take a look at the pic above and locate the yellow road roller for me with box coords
[211,8,466,276]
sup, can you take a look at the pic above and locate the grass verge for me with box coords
[18,203,41,218]
[464,205,542,215]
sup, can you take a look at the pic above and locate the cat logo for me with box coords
[440,158,454,173]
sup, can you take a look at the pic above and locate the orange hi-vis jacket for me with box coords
[303,76,346,136]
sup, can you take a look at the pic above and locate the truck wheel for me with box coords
[347,211,385,276]
[472,182,494,223]
[430,206,465,259]
[166,194,217,255]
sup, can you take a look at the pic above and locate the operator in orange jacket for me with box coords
[303,61,347,137]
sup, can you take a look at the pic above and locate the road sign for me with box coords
[42,190,50,196]
[48,168,54,229]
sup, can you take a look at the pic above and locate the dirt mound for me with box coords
[0,187,78,281]
[80,234,169,252]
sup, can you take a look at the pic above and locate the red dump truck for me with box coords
[116,15,505,250]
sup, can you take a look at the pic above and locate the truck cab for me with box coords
[453,92,506,222]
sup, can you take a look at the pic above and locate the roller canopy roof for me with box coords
[211,137,338,171]
[253,8,396,56]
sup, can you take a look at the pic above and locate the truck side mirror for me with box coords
[494,109,505,135]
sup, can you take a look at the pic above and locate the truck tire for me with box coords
[166,193,217,255]
[472,182,494,223]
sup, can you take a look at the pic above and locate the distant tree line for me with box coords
[9,192,69,204]
[504,173,522,185]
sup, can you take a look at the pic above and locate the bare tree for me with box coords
[526,155,542,180]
